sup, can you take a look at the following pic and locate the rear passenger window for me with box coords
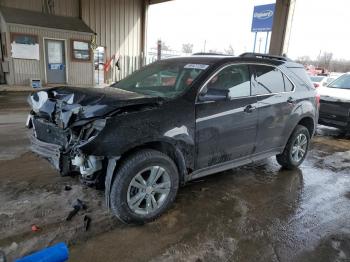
[205,64,251,98]
[253,65,285,95]
[283,74,294,92]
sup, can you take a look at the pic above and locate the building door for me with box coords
[94,46,105,85]
[45,39,66,84]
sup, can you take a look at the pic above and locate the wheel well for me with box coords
[118,141,188,185]
[298,117,315,136]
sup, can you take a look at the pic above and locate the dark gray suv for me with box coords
[27,53,319,224]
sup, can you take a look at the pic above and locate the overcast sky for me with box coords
[147,0,350,60]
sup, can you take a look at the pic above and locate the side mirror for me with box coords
[322,82,327,86]
[198,87,229,102]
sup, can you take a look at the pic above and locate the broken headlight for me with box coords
[81,118,106,143]
[27,91,48,113]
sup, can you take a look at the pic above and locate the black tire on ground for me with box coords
[276,125,310,169]
[109,149,179,224]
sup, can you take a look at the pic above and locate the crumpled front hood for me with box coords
[28,86,161,128]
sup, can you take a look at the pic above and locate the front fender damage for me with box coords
[105,157,120,209]
[27,87,163,187]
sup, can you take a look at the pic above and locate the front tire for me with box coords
[110,149,179,224]
[276,125,310,169]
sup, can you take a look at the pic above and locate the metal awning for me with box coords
[149,0,173,5]
[0,6,94,34]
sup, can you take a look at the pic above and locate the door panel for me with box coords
[255,93,294,152]
[196,97,258,168]
[252,65,295,153]
[45,39,66,84]
[195,64,258,169]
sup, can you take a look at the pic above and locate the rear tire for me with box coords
[276,125,310,169]
[109,149,179,224]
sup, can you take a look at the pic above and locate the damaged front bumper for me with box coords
[28,114,106,180]
[30,135,62,170]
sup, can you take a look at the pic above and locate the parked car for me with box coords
[26,53,318,224]
[318,72,350,131]
[322,73,344,87]
[310,75,326,88]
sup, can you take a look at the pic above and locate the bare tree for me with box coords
[330,59,350,72]
[182,43,194,54]
[296,55,311,65]
[296,53,350,73]
[224,45,235,55]
[208,49,220,54]
[318,52,333,69]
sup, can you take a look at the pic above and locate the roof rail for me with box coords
[239,52,292,62]
[192,52,231,56]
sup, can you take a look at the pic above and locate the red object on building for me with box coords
[31,224,40,232]
[104,54,119,72]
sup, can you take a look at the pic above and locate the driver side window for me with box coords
[204,64,251,98]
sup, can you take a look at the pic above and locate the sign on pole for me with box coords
[251,3,275,53]
[251,3,275,32]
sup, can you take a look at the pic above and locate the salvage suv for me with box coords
[27,53,319,224]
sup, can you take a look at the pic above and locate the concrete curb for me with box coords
[0,85,108,92]
[0,86,52,92]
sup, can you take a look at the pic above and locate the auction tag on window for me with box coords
[184,64,209,70]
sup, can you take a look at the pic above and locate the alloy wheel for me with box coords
[291,133,308,162]
[127,166,171,215]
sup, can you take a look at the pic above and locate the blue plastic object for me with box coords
[15,242,69,262]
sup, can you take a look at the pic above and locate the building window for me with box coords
[71,40,91,61]
[10,33,39,60]
[11,33,38,45]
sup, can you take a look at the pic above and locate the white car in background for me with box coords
[310,75,326,88]
[310,73,343,88]
[318,73,350,131]
[323,73,344,87]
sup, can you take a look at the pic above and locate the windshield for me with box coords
[326,77,335,84]
[113,61,209,98]
[310,76,325,82]
[328,74,350,89]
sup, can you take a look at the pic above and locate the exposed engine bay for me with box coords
[26,86,161,186]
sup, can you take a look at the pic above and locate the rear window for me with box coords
[288,67,313,89]
[283,75,294,92]
[310,76,325,82]
[253,65,285,95]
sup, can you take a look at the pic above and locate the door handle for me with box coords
[287,97,295,104]
[244,104,256,113]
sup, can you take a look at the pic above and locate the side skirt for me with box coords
[188,149,283,181]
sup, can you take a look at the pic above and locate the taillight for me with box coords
[313,83,319,88]
[316,93,320,107]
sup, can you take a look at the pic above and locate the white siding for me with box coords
[8,24,94,86]
[1,0,150,85]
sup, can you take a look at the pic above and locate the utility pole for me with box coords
[157,40,161,60]
[258,37,262,53]
[203,40,206,53]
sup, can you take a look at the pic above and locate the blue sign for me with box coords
[251,3,275,32]
[48,63,64,70]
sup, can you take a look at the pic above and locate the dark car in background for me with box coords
[318,73,350,131]
[26,53,318,224]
